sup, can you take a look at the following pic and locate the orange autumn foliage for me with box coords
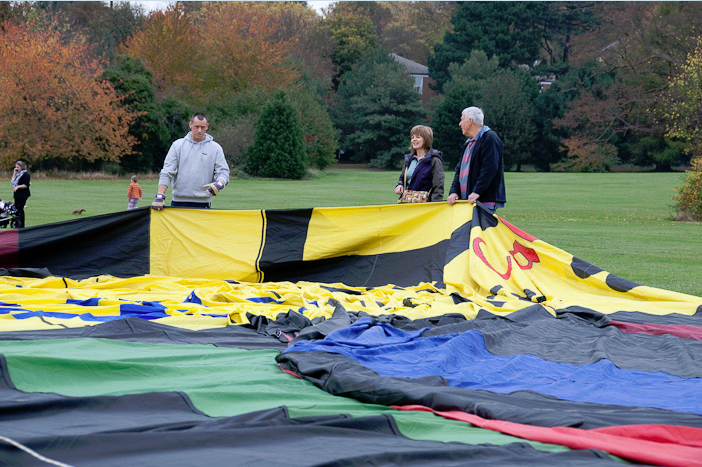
[199,2,299,93]
[120,3,201,97]
[122,2,301,103]
[0,22,137,167]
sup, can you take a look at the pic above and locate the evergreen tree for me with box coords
[432,50,540,170]
[483,68,540,171]
[333,47,426,168]
[530,87,567,172]
[247,90,307,179]
[432,51,500,166]
[428,2,596,92]
[103,55,174,173]
[287,88,339,170]
[429,2,545,90]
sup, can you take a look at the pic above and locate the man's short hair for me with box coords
[191,112,207,123]
[462,107,484,126]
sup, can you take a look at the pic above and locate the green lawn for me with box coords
[11,169,701,297]
[500,173,701,298]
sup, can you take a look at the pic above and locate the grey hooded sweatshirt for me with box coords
[158,131,230,203]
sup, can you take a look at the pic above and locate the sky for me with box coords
[130,1,333,16]
[130,1,170,13]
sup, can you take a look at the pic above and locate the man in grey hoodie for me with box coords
[151,113,230,210]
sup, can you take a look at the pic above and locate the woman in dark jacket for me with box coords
[395,125,445,202]
[11,160,30,228]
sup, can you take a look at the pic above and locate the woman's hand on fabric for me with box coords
[394,185,404,195]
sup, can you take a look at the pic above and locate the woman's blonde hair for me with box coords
[409,125,433,153]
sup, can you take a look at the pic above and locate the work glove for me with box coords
[204,179,225,196]
[151,193,166,210]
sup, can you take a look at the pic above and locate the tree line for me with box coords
[1,1,701,217]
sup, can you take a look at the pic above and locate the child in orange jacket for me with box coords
[127,175,142,210]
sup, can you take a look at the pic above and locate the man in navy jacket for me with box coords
[447,107,506,213]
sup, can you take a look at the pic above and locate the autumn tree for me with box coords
[0,1,32,28]
[549,64,623,171]
[0,22,137,170]
[323,2,380,89]
[374,1,458,64]
[552,138,620,173]
[120,2,201,98]
[673,158,702,221]
[662,42,702,159]
[663,39,702,220]
[123,2,301,103]
[198,3,300,98]
[123,2,341,173]
[551,2,702,172]
[263,2,334,84]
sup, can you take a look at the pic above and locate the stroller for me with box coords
[0,200,19,229]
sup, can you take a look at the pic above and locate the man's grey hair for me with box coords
[462,107,484,126]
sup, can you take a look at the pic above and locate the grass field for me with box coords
[8,169,701,297]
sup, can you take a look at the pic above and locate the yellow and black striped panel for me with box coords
[148,204,702,316]
[0,208,150,277]
[1,203,701,334]
[264,203,473,287]
[149,204,475,288]
[150,208,266,282]
[443,205,702,316]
